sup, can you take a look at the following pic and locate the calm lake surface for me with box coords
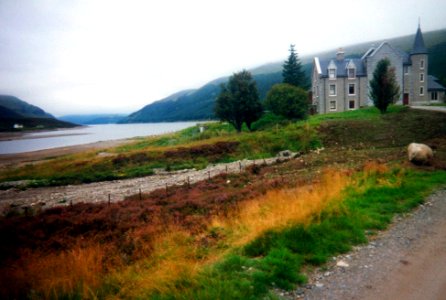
[0,122,199,155]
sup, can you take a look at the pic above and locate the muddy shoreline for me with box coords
[0,138,136,168]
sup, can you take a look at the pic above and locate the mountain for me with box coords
[59,114,127,125]
[0,95,78,131]
[0,95,54,118]
[121,73,284,123]
[122,28,446,123]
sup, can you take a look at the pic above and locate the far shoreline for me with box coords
[0,137,137,168]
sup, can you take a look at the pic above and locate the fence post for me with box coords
[165,183,168,195]
[208,171,211,181]
[239,162,242,172]
[187,176,190,189]
[225,165,228,174]
[139,188,142,201]
[108,194,111,206]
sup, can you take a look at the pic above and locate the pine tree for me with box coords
[215,70,263,132]
[369,58,400,113]
[282,44,306,88]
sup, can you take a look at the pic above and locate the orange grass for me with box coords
[111,229,204,298]
[2,244,106,299]
[109,169,351,297]
[212,168,350,247]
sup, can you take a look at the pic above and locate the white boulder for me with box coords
[407,143,433,165]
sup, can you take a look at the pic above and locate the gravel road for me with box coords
[280,189,446,300]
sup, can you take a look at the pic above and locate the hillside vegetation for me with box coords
[1,106,445,299]
[0,95,78,131]
[122,29,446,123]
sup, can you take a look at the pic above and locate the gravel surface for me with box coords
[278,189,446,300]
[0,157,280,216]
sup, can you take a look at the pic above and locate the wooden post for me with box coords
[139,188,142,201]
[208,171,211,181]
[239,161,242,172]
[225,165,228,174]
[108,194,111,206]
[187,176,190,189]
[165,183,168,195]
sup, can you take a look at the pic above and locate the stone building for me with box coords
[312,25,446,114]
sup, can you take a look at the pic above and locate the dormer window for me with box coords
[348,68,355,79]
[346,60,356,79]
[328,60,337,80]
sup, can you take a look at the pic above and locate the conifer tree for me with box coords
[282,44,306,88]
[369,58,400,113]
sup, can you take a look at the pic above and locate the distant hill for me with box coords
[0,95,78,131]
[121,73,284,123]
[121,28,446,123]
[0,95,54,118]
[59,114,127,125]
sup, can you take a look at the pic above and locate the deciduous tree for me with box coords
[215,70,263,132]
[264,83,309,120]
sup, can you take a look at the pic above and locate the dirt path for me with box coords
[281,189,446,300]
[0,157,279,216]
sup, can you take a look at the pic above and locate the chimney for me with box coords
[336,48,345,61]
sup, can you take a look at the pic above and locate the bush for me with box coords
[264,84,309,120]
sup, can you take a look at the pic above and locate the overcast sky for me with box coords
[1,0,446,116]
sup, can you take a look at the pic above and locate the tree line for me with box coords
[215,44,309,132]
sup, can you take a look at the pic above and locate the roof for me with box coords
[428,75,446,92]
[317,58,367,78]
[411,26,428,55]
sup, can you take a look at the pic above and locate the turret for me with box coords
[410,25,428,104]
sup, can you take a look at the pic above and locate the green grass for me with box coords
[0,105,442,188]
[148,168,446,299]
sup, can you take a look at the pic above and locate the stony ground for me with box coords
[277,189,446,300]
[0,157,280,216]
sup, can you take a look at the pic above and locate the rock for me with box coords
[276,150,294,161]
[407,143,433,165]
[336,260,350,267]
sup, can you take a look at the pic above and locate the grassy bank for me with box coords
[146,166,446,300]
[1,106,446,187]
[1,164,444,299]
[1,106,446,299]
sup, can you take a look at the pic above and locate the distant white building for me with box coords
[311,25,446,114]
[13,124,23,129]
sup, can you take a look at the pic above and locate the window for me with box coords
[348,83,355,95]
[420,86,424,96]
[329,68,336,79]
[431,91,438,100]
[420,59,425,69]
[404,66,409,74]
[349,100,355,110]
[420,73,424,82]
[329,84,336,96]
[329,100,336,111]
[348,68,355,79]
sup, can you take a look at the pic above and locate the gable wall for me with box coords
[366,43,404,105]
